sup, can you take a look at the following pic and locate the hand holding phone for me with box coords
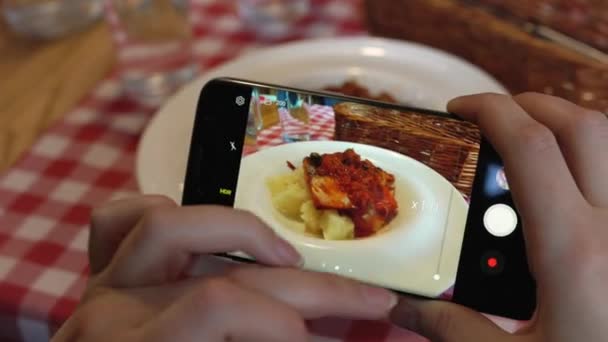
[390,93,608,341]
[53,88,608,342]
[53,196,398,342]
[182,78,536,320]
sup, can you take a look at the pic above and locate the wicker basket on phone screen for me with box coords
[333,102,480,198]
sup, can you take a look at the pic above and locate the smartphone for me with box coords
[182,78,536,320]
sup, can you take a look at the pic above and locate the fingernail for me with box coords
[389,298,419,331]
[362,285,398,310]
[447,97,463,110]
[275,237,302,266]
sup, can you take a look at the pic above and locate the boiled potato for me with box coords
[269,168,356,240]
[267,171,297,196]
[266,168,306,196]
[271,182,309,220]
[320,210,355,240]
[300,200,322,235]
[293,167,307,188]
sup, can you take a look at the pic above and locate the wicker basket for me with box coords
[473,0,608,53]
[366,0,608,113]
[333,102,480,197]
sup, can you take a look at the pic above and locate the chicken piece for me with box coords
[304,157,354,209]
[303,149,398,237]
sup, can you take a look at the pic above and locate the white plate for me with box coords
[234,141,467,297]
[136,37,507,202]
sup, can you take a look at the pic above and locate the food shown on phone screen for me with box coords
[225,84,483,298]
[267,149,398,240]
[184,79,534,319]
[323,80,399,104]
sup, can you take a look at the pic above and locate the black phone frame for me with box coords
[181,77,536,320]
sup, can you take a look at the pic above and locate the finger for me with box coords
[89,195,176,274]
[100,206,302,287]
[514,93,608,207]
[141,278,309,342]
[390,298,511,342]
[227,267,398,320]
[448,94,587,257]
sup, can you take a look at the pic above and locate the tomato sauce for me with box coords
[311,149,398,237]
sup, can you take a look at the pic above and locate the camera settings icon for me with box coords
[235,96,246,106]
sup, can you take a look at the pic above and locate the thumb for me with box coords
[389,298,510,342]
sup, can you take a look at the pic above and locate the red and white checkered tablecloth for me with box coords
[0,1,425,341]
[243,104,335,156]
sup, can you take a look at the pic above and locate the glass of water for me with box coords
[245,87,264,151]
[104,0,198,105]
[1,0,103,39]
[237,0,311,41]
[277,90,310,142]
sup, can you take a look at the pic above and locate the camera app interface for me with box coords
[189,83,515,299]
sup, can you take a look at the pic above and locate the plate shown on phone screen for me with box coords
[233,141,468,297]
[136,37,506,223]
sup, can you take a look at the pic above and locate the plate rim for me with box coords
[136,36,507,194]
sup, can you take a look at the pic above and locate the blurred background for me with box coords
[1,0,606,172]
[0,1,606,341]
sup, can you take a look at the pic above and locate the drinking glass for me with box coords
[277,90,310,142]
[104,0,198,105]
[245,87,264,149]
[237,0,311,41]
[1,0,103,39]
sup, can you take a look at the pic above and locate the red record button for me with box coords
[481,251,505,275]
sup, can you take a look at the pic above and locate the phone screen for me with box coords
[183,78,535,320]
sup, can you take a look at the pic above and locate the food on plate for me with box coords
[268,166,354,239]
[267,167,308,220]
[323,80,399,104]
[304,149,398,237]
[267,149,398,240]
[319,209,355,240]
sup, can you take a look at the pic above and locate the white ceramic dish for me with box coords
[136,36,506,211]
[233,141,467,297]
